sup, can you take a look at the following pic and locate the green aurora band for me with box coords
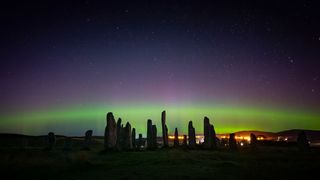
[1,103,320,136]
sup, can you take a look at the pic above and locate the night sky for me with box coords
[1,0,320,136]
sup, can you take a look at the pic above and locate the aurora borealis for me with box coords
[1,1,320,136]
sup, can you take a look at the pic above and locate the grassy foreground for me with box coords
[0,145,319,180]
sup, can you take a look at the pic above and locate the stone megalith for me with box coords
[47,132,56,150]
[83,130,93,150]
[123,122,132,150]
[250,133,257,149]
[161,110,169,147]
[297,131,310,151]
[203,117,211,148]
[104,112,117,149]
[137,133,145,149]
[132,128,136,149]
[116,118,122,149]
[147,119,153,148]
[210,125,217,149]
[152,125,157,149]
[188,121,196,148]
[174,128,179,147]
[229,133,237,151]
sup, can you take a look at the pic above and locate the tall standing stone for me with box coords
[161,110,169,147]
[204,117,211,148]
[210,125,217,149]
[188,121,196,148]
[229,133,237,151]
[174,128,179,147]
[104,112,117,149]
[123,122,132,150]
[132,128,136,149]
[116,118,122,149]
[147,119,153,148]
[152,125,157,149]
[83,130,93,150]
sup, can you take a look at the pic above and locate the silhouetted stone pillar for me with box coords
[297,131,309,151]
[188,121,196,148]
[104,112,117,149]
[47,132,56,150]
[174,128,179,147]
[116,118,122,149]
[210,125,217,149]
[152,125,157,149]
[229,133,237,151]
[161,110,169,147]
[147,119,153,148]
[132,128,136,149]
[183,135,187,147]
[123,122,132,150]
[83,130,93,150]
[250,133,257,149]
[204,117,211,148]
[138,133,144,149]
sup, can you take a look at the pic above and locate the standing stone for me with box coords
[47,132,56,150]
[229,133,237,151]
[83,130,93,150]
[188,121,196,148]
[297,131,309,151]
[116,118,122,149]
[104,112,117,149]
[147,119,153,148]
[138,133,145,149]
[123,122,132,150]
[203,117,211,148]
[210,125,217,149]
[250,133,257,149]
[161,110,169,147]
[132,128,136,149]
[174,128,179,147]
[183,135,187,147]
[152,125,157,149]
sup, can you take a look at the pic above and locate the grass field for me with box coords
[0,142,319,180]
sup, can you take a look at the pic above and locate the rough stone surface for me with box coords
[174,128,179,147]
[123,122,132,150]
[161,110,168,147]
[147,119,153,148]
[104,112,117,149]
[152,125,157,149]
[132,128,136,149]
[203,117,210,148]
[188,121,196,148]
[116,118,122,149]
[210,125,217,149]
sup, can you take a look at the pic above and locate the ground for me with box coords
[0,142,319,180]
